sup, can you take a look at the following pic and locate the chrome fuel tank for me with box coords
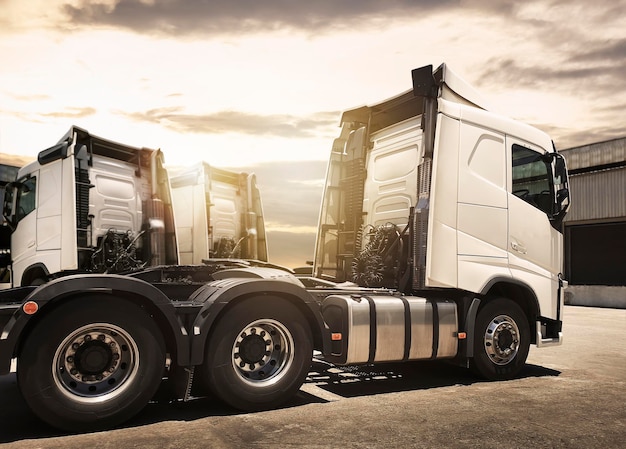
[321,294,458,365]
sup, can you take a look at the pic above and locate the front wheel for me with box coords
[18,296,166,431]
[199,296,313,411]
[471,298,530,380]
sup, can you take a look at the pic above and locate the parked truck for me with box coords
[0,127,269,287]
[0,64,570,432]
[170,162,268,264]
[0,126,179,286]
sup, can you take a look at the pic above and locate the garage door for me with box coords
[565,221,626,286]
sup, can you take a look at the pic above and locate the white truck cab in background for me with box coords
[1,126,178,286]
[169,162,268,264]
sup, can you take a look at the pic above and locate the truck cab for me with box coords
[314,63,569,340]
[1,126,178,286]
[170,162,268,264]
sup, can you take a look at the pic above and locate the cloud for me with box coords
[57,0,625,38]
[569,38,626,64]
[470,2,626,94]
[477,54,626,148]
[0,106,97,124]
[120,107,338,138]
[540,121,626,151]
[60,0,456,35]
[4,93,51,102]
[40,106,97,119]
[478,51,626,95]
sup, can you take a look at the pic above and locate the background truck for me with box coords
[0,63,570,432]
[170,162,268,264]
[0,127,269,287]
[0,126,179,286]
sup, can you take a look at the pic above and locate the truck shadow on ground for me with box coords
[304,358,560,398]
[0,361,560,443]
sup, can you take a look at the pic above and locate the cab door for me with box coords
[506,137,562,318]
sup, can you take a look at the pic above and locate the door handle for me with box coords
[511,241,527,254]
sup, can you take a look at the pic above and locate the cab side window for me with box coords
[511,145,552,216]
[16,177,37,222]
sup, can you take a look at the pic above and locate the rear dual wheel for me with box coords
[199,296,313,411]
[18,296,165,431]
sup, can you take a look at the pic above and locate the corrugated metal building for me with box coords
[560,137,626,308]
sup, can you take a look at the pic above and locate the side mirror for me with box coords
[552,153,567,179]
[550,154,570,227]
[555,155,566,179]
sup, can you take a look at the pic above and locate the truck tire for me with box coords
[17,296,165,431]
[471,298,530,381]
[200,296,313,411]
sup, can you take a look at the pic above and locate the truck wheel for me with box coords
[200,296,312,411]
[471,298,530,381]
[17,296,165,431]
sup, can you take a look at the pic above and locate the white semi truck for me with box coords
[170,162,268,264]
[0,126,179,286]
[0,64,570,432]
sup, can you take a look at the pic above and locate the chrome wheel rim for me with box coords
[231,319,295,386]
[483,314,520,365]
[52,323,139,403]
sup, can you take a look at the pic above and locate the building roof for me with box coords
[560,136,626,172]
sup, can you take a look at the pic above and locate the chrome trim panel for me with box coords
[436,301,458,358]
[407,298,434,359]
[374,297,406,362]
[345,298,371,364]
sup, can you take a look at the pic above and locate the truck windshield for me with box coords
[511,145,553,216]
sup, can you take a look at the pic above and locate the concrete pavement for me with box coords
[1,305,624,448]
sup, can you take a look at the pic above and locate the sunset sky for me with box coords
[1,0,624,267]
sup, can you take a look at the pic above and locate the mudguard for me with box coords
[0,274,190,374]
[188,277,329,366]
